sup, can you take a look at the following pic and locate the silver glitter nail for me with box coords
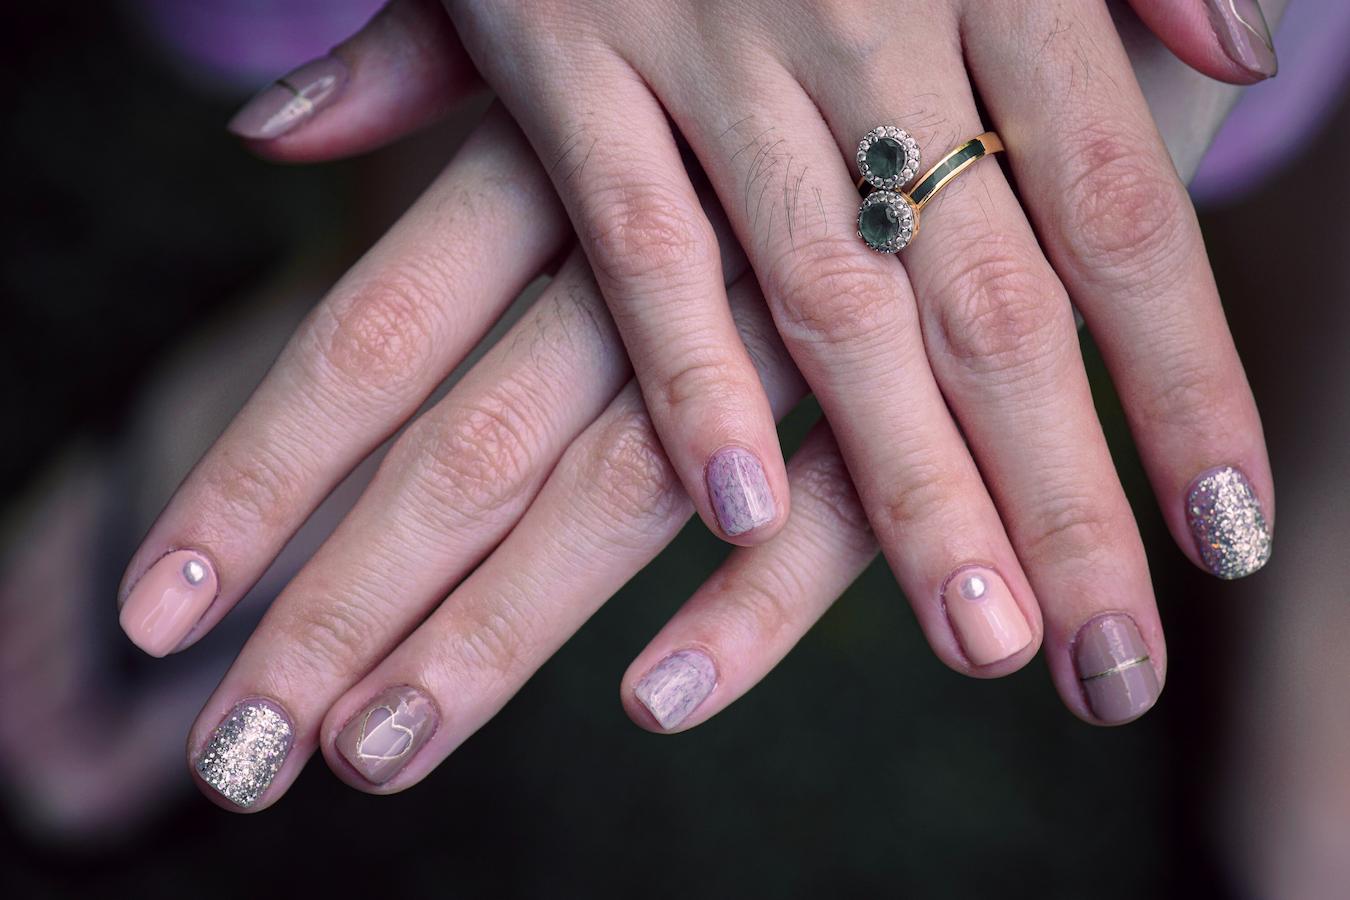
[1186,466,1272,579]
[195,699,293,808]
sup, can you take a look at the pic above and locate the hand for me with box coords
[115,0,1278,811]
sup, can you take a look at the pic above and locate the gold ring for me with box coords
[855,129,1004,253]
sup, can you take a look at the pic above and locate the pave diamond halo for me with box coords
[856,125,920,190]
[857,190,917,253]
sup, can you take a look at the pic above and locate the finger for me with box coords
[446,14,790,544]
[622,421,877,732]
[966,2,1274,582]
[117,107,566,658]
[805,31,1165,725]
[640,34,1039,673]
[1123,0,1280,84]
[229,0,482,160]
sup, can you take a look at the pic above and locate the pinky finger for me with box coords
[228,0,481,160]
[622,421,878,733]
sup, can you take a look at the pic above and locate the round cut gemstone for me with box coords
[864,137,905,181]
[859,201,901,248]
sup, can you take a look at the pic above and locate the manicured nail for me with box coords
[1205,0,1277,79]
[336,686,439,786]
[195,698,294,809]
[227,56,348,140]
[1186,466,1272,579]
[706,447,775,536]
[635,650,717,730]
[941,566,1032,666]
[1073,614,1160,725]
[119,549,217,657]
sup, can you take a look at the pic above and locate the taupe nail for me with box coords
[336,686,439,786]
[1073,614,1160,725]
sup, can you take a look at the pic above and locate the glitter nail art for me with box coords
[1186,466,1272,579]
[195,699,294,808]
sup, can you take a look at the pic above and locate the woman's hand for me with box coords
[115,0,1280,811]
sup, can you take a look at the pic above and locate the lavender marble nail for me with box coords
[635,650,717,730]
[706,447,775,536]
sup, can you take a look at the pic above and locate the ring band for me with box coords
[855,129,1004,253]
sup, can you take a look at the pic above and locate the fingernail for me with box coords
[1205,0,1278,79]
[1073,614,1160,725]
[1186,465,1272,579]
[119,549,217,657]
[227,55,348,140]
[336,686,439,786]
[706,447,775,536]
[635,649,717,730]
[941,566,1032,666]
[195,698,294,809]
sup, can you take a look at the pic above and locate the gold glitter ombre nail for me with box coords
[1186,466,1272,579]
[195,698,294,808]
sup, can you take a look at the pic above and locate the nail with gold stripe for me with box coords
[1073,614,1161,724]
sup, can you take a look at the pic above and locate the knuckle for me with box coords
[402,387,540,521]
[444,600,537,688]
[659,350,745,413]
[710,566,803,644]
[1061,125,1192,280]
[311,270,440,397]
[873,457,965,541]
[767,235,902,347]
[578,408,684,532]
[1022,493,1124,570]
[791,449,875,556]
[196,443,308,534]
[280,594,388,680]
[927,242,1064,374]
[585,183,715,283]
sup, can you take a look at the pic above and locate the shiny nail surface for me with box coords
[1186,466,1272,579]
[336,686,438,786]
[941,566,1032,666]
[1074,614,1160,725]
[1205,0,1277,78]
[195,699,293,808]
[227,56,348,140]
[635,650,717,730]
[119,549,217,657]
[706,447,775,536]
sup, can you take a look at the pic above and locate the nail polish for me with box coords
[1186,466,1272,579]
[227,56,348,140]
[706,447,775,536]
[941,566,1032,666]
[119,549,217,657]
[1205,0,1278,78]
[195,699,294,809]
[1073,614,1160,724]
[336,686,439,785]
[635,650,717,730]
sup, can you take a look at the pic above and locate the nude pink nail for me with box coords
[119,549,217,657]
[941,566,1032,666]
[227,56,348,140]
[336,686,439,786]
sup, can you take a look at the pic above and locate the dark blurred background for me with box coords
[3,2,1348,898]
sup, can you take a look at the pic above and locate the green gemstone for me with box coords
[864,137,905,180]
[859,201,901,249]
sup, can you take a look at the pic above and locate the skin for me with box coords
[112,0,1285,811]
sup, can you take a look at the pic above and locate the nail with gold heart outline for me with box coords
[336,685,439,785]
